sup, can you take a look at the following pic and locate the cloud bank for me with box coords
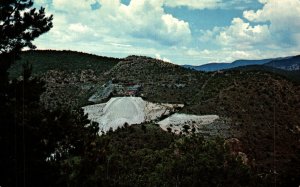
[199,0,300,62]
[33,0,300,65]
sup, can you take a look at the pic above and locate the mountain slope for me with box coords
[265,55,300,70]
[8,51,300,185]
[9,50,121,109]
[233,65,300,84]
[9,50,121,78]
[109,56,300,184]
[181,70,300,184]
[107,55,210,104]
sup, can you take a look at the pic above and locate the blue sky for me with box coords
[33,0,300,65]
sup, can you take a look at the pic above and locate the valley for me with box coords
[8,50,300,186]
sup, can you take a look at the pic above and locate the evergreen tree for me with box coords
[0,0,52,83]
[0,1,100,186]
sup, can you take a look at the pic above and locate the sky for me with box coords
[33,0,300,65]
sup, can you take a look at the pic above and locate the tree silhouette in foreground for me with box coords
[0,0,53,79]
[0,1,99,186]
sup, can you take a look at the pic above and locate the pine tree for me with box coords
[0,0,53,78]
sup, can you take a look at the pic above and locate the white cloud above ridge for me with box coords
[36,0,192,47]
[33,0,300,65]
[101,0,192,45]
[198,0,300,63]
[155,53,171,62]
[212,17,271,49]
[243,0,300,46]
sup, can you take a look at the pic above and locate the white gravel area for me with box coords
[157,113,219,134]
[82,97,183,135]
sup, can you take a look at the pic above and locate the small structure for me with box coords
[88,80,143,103]
[88,80,114,103]
[126,84,141,96]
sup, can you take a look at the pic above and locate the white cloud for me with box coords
[164,0,222,10]
[161,14,191,43]
[33,0,300,65]
[100,0,191,45]
[215,18,271,48]
[110,43,132,47]
[163,0,256,10]
[68,23,91,33]
[52,0,96,11]
[200,17,271,50]
[155,54,171,62]
[198,0,300,63]
[38,0,191,47]
[243,0,300,46]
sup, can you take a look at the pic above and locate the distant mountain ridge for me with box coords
[265,55,300,71]
[183,55,299,72]
[183,59,273,71]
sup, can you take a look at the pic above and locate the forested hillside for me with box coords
[7,51,300,186]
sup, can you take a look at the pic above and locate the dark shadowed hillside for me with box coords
[9,50,121,78]
[265,55,300,70]
[181,70,300,185]
[233,65,300,84]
